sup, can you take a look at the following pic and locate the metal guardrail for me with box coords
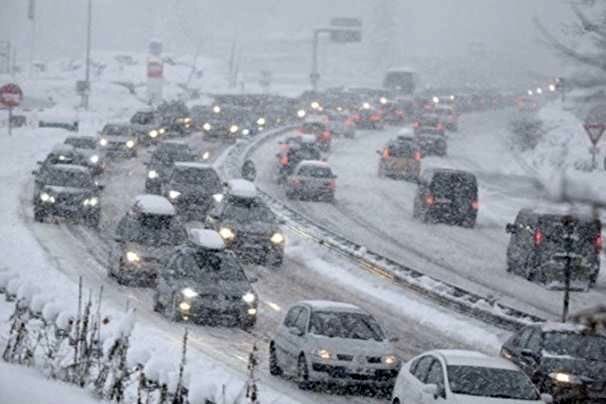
[223,127,546,332]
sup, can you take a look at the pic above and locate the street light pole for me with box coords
[310,30,321,92]
[561,215,575,322]
[83,0,92,110]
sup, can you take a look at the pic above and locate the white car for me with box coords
[269,300,400,391]
[392,350,552,404]
[285,160,336,202]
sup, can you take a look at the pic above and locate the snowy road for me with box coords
[252,109,606,321]
[15,128,497,403]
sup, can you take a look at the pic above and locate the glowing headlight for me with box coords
[229,125,239,134]
[383,355,398,365]
[310,101,320,110]
[83,197,99,207]
[242,129,250,136]
[203,123,212,131]
[40,192,55,203]
[362,102,371,109]
[184,117,192,124]
[147,170,158,179]
[59,155,67,161]
[270,233,284,244]
[149,129,158,138]
[159,128,166,135]
[126,140,135,148]
[432,96,440,104]
[99,138,108,146]
[168,190,181,200]
[549,373,582,384]
[89,155,99,164]
[317,349,332,360]
[126,251,140,263]
[213,193,224,203]
[213,105,221,113]
[380,97,388,105]
[247,308,257,316]
[179,302,191,311]
[219,227,235,240]
[202,151,210,160]
[242,292,256,304]
[181,287,199,298]
[257,117,266,126]
[297,109,306,118]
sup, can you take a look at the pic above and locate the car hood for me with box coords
[173,279,252,297]
[309,335,395,357]
[168,182,219,196]
[541,356,606,381]
[450,395,543,404]
[43,185,91,196]
[223,221,278,236]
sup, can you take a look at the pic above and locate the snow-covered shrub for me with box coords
[509,114,544,151]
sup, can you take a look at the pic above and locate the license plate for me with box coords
[435,198,451,204]
[354,368,374,375]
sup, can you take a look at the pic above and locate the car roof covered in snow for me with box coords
[227,179,257,199]
[299,134,318,144]
[424,168,475,178]
[540,322,589,334]
[304,115,327,124]
[430,350,518,369]
[51,143,75,154]
[48,164,90,173]
[397,127,414,137]
[300,300,363,313]
[133,195,175,216]
[187,228,225,250]
[296,160,331,170]
[173,162,213,170]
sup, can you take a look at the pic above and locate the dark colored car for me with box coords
[414,114,445,136]
[201,105,255,142]
[162,162,223,220]
[64,136,104,175]
[505,210,602,288]
[275,137,323,182]
[153,228,258,329]
[98,123,138,159]
[354,105,384,130]
[300,118,332,152]
[109,195,187,286]
[206,180,285,266]
[413,169,479,228]
[501,323,606,403]
[144,142,197,194]
[32,164,103,227]
[415,132,448,157]
[285,161,336,202]
[130,110,166,145]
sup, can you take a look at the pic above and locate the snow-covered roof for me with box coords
[50,164,90,173]
[304,115,327,124]
[541,321,588,334]
[227,179,257,199]
[173,162,213,170]
[386,66,416,73]
[188,229,225,250]
[299,134,317,144]
[301,300,362,313]
[398,127,414,137]
[51,143,75,154]
[434,350,517,369]
[297,160,331,169]
[133,195,175,216]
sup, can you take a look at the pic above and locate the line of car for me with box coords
[28,90,605,403]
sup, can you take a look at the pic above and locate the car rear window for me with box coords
[539,216,601,252]
[431,172,477,198]
[298,165,333,178]
[389,142,416,158]
[302,122,326,134]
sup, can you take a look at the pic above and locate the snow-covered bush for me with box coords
[509,114,544,151]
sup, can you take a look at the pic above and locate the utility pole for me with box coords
[83,0,92,110]
[561,215,575,322]
[28,0,36,79]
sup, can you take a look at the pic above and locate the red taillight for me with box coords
[370,114,381,121]
[437,123,444,131]
[595,234,603,251]
[414,151,421,161]
[471,200,479,210]
[280,155,288,166]
[329,179,336,190]
[413,122,420,128]
[533,229,543,247]
[321,130,331,140]
[425,194,434,205]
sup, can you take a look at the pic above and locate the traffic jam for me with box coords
[24,70,606,403]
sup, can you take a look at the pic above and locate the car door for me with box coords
[506,327,540,376]
[402,355,434,403]
[422,359,447,403]
[507,211,531,270]
[283,306,310,373]
[156,251,183,307]
[274,306,302,372]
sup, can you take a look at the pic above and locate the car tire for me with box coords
[392,399,400,404]
[588,273,598,288]
[269,343,283,376]
[239,315,256,330]
[164,295,180,322]
[85,212,100,228]
[152,292,164,313]
[33,208,46,223]
[461,217,476,229]
[285,190,296,200]
[296,354,311,390]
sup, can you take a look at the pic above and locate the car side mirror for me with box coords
[520,349,538,364]
[288,327,304,337]
[541,393,554,404]
[422,384,438,398]
[505,223,517,234]
[96,184,105,191]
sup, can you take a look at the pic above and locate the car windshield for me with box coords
[420,116,440,126]
[298,165,333,178]
[309,311,385,341]
[102,125,130,136]
[302,122,326,134]
[544,332,606,362]
[186,251,248,282]
[223,201,276,223]
[289,147,322,162]
[131,112,154,125]
[172,167,221,188]
[153,148,196,164]
[42,168,94,188]
[447,366,539,400]
[117,215,185,246]
[65,138,96,149]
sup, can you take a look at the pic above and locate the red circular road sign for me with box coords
[0,83,23,108]
[584,104,606,146]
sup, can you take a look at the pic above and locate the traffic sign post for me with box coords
[0,83,23,136]
[584,104,606,170]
